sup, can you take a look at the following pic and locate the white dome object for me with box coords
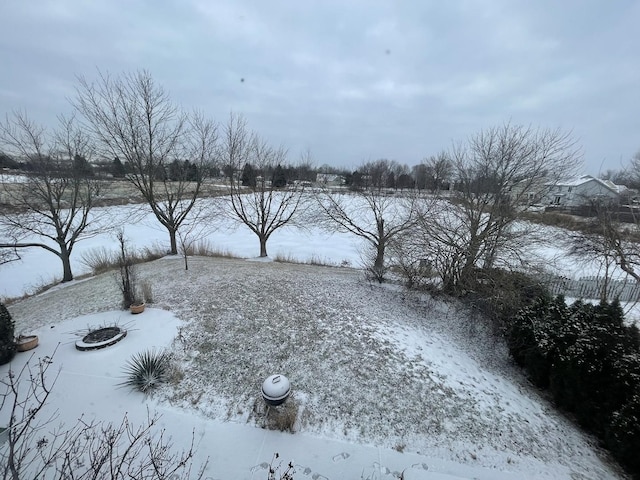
[261,374,291,405]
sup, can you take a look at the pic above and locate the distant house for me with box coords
[315,173,345,186]
[507,177,551,205]
[543,175,628,208]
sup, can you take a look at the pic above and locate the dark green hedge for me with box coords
[507,295,640,475]
[0,302,16,365]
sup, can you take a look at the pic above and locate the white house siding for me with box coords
[544,176,621,208]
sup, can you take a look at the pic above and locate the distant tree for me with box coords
[72,153,93,177]
[293,150,317,181]
[413,123,581,293]
[385,171,396,189]
[272,163,287,188]
[220,114,306,257]
[74,70,218,254]
[396,173,415,190]
[168,159,182,181]
[316,162,419,282]
[424,152,452,192]
[623,150,640,190]
[411,163,428,190]
[111,157,126,177]
[222,163,235,180]
[0,152,20,170]
[347,170,364,190]
[0,112,107,282]
[240,162,256,187]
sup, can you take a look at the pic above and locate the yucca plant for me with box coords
[120,349,170,393]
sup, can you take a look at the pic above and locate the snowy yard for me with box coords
[1,196,637,478]
[1,255,627,479]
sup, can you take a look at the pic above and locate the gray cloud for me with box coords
[1,0,638,172]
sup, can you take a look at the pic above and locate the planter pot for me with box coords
[130,303,145,314]
[16,335,39,352]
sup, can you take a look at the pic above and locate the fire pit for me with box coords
[261,374,291,406]
[75,326,127,351]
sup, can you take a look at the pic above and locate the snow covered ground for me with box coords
[2,255,627,479]
[0,199,616,301]
[0,198,635,478]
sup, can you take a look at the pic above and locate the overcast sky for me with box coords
[1,1,638,174]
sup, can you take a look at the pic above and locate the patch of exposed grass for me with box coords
[273,252,333,267]
[81,244,168,275]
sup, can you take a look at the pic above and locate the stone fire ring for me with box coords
[75,326,127,351]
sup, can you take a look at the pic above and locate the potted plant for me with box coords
[129,301,145,314]
[15,334,39,352]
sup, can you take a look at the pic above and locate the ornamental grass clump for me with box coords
[121,349,170,393]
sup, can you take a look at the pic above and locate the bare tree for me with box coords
[220,114,306,257]
[74,70,218,254]
[414,123,581,293]
[567,200,640,300]
[0,112,106,282]
[176,200,213,270]
[315,161,419,282]
[423,152,453,192]
[1,351,206,480]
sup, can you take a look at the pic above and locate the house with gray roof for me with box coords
[543,175,628,208]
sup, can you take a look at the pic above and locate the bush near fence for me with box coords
[506,296,640,476]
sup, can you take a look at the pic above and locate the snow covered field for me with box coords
[0,200,364,300]
[0,198,618,301]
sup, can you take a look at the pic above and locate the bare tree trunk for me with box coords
[60,251,73,282]
[169,228,178,255]
[374,218,385,274]
[259,236,268,257]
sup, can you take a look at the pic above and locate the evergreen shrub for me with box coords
[507,295,640,476]
[0,302,16,365]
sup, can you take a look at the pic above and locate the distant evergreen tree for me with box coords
[349,170,364,190]
[0,152,20,170]
[386,171,396,189]
[168,159,182,181]
[111,157,126,177]
[272,164,287,188]
[241,163,256,188]
[73,154,93,177]
[184,160,198,181]
[222,163,235,180]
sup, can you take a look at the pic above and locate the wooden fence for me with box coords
[545,275,640,303]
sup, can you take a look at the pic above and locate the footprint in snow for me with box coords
[249,462,269,473]
[411,462,429,471]
[332,452,351,462]
[297,465,313,476]
[311,474,328,480]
